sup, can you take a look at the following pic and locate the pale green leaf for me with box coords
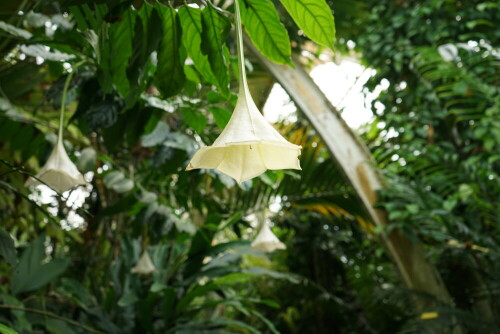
[0,324,18,334]
[201,5,230,95]
[279,0,335,48]
[181,107,207,133]
[239,0,292,66]
[155,4,186,98]
[178,6,220,89]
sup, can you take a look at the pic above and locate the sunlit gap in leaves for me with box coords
[264,59,391,130]
[27,172,93,230]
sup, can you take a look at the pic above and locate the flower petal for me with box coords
[26,140,86,193]
[187,141,301,183]
[251,222,286,252]
[131,251,156,275]
[26,169,86,194]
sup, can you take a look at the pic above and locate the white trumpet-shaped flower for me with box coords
[25,138,86,193]
[25,69,86,193]
[186,0,301,183]
[251,212,286,252]
[131,250,156,275]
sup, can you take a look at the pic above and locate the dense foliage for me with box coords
[0,0,498,333]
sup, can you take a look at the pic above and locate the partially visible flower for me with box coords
[131,250,156,275]
[251,219,286,252]
[25,139,85,193]
[186,0,301,183]
[25,67,86,194]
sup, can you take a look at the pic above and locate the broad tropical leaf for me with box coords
[155,4,186,98]
[279,0,336,48]
[239,0,293,66]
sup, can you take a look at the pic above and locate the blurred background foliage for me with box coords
[0,0,499,333]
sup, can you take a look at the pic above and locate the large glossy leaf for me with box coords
[126,4,162,105]
[239,0,292,66]
[99,9,136,96]
[279,0,335,48]
[12,236,69,295]
[201,5,230,95]
[155,4,186,98]
[178,6,219,89]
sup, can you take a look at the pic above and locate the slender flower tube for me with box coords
[186,0,301,183]
[131,250,156,274]
[251,211,286,252]
[25,70,85,193]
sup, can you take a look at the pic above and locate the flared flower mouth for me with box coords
[131,251,156,275]
[187,140,301,184]
[25,140,86,194]
[251,221,286,252]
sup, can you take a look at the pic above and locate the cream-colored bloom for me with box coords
[26,68,86,194]
[186,0,301,183]
[131,250,156,275]
[251,219,286,252]
[25,138,85,193]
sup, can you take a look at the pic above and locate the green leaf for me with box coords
[155,4,186,98]
[251,309,280,334]
[76,147,97,173]
[239,0,292,66]
[103,171,134,193]
[100,10,136,96]
[0,324,18,334]
[243,267,299,283]
[176,282,219,313]
[279,0,335,48]
[45,319,75,334]
[209,106,231,128]
[12,236,69,294]
[201,5,230,96]
[178,6,219,89]
[118,292,139,307]
[0,229,16,266]
[141,121,170,147]
[181,107,207,133]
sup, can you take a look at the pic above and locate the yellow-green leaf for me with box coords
[239,0,292,66]
[279,0,335,48]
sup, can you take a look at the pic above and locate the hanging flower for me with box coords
[25,139,86,193]
[25,69,86,194]
[251,215,286,252]
[131,250,156,275]
[186,0,301,183]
